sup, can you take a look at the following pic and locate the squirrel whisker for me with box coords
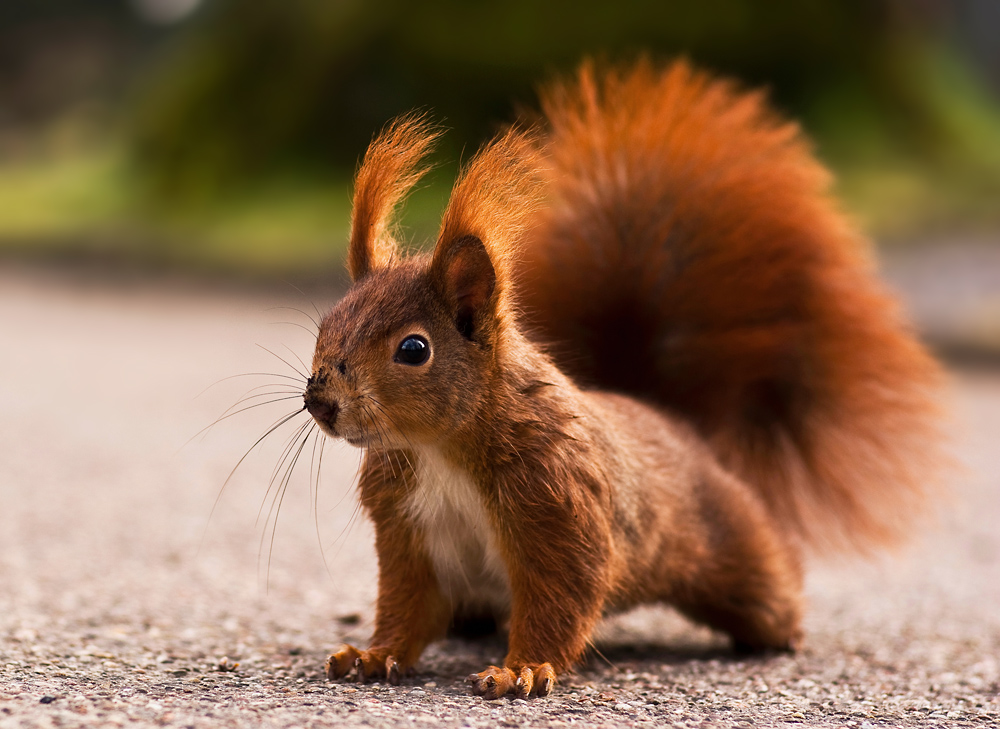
[259,420,315,591]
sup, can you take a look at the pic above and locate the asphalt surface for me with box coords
[0,261,998,728]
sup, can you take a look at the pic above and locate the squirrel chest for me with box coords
[406,447,511,612]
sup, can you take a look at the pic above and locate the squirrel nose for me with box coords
[305,397,339,427]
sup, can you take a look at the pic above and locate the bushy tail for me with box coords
[515,59,946,552]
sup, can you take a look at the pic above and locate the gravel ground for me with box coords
[0,262,998,728]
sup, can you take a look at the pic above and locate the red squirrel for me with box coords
[302,60,944,699]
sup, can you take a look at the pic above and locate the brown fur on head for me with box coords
[305,121,542,449]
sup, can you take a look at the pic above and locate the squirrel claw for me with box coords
[325,644,361,680]
[532,664,556,697]
[326,645,401,684]
[385,656,400,685]
[469,668,508,700]
[514,665,533,699]
[469,663,555,699]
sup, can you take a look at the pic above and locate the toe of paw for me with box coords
[353,656,367,683]
[468,667,518,700]
[536,675,553,697]
[467,671,498,699]
[325,655,349,680]
[534,664,556,697]
[385,656,400,685]
[325,645,362,680]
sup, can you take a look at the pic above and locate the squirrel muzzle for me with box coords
[304,370,342,433]
[304,394,339,430]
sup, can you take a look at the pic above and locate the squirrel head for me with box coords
[305,116,541,448]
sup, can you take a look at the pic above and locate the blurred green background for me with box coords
[1,0,999,278]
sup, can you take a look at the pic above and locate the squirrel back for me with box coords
[514,59,945,551]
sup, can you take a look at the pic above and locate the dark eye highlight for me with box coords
[394,335,430,366]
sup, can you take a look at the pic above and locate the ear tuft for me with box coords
[430,127,543,337]
[349,114,441,280]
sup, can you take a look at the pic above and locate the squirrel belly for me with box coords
[309,59,944,698]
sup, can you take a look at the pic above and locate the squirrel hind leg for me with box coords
[676,593,803,654]
[669,471,805,653]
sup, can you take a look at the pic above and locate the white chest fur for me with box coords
[406,447,510,612]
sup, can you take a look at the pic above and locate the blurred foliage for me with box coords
[131,0,905,194]
[1,0,999,273]
[126,0,1000,240]
[830,44,1000,237]
[0,146,353,274]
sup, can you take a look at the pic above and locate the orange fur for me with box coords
[348,114,441,280]
[518,59,945,550]
[304,59,945,700]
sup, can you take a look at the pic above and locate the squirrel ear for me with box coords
[429,126,542,339]
[431,235,496,340]
[348,115,440,280]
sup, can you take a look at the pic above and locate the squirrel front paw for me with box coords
[325,644,400,685]
[468,663,556,700]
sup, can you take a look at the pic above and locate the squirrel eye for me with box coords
[394,335,430,366]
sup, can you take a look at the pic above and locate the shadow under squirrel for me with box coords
[302,60,944,699]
